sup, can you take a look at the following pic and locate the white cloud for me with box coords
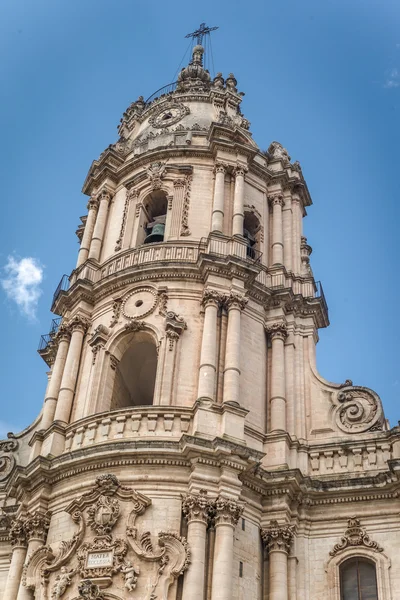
[384,68,400,88]
[1,256,44,320]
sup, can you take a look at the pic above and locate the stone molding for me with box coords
[261,520,295,554]
[329,517,383,557]
[265,321,288,341]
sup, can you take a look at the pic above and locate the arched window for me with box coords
[340,558,378,600]
[243,211,261,259]
[111,335,158,409]
[142,190,168,245]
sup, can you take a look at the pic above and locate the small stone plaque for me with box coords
[86,550,113,568]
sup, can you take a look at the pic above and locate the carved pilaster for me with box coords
[261,520,294,554]
[9,518,27,548]
[24,511,50,543]
[265,321,288,341]
[213,497,244,527]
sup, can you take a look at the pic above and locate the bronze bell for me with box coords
[144,222,165,244]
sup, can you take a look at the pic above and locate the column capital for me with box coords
[224,292,248,311]
[234,165,248,178]
[265,321,288,341]
[213,496,244,527]
[268,193,285,207]
[9,518,27,548]
[67,314,90,334]
[261,520,295,554]
[24,511,50,543]
[214,162,227,175]
[201,289,226,309]
[87,197,99,212]
[96,188,113,204]
[182,491,212,525]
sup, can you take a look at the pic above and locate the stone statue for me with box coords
[121,560,140,591]
[51,567,74,599]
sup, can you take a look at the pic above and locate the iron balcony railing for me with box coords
[38,317,62,352]
[144,81,178,107]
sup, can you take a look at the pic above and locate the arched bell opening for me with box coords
[111,331,158,409]
[243,211,261,259]
[140,190,168,245]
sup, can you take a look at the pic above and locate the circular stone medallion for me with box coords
[122,288,158,320]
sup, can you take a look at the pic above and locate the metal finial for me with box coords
[185,22,219,46]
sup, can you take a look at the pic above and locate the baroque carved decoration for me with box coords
[329,517,383,557]
[22,475,190,600]
[180,174,192,236]
[333,386,384,434]
[122,287,158,320]
[261,520,295,554]
[165,311,187,350]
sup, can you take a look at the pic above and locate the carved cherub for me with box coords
[121,561,140,592]
[51,567,74,599]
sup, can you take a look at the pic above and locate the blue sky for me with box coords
[0,0,399,436]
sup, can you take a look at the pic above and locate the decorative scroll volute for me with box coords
[333,385,384,434]
[329,517,383,557]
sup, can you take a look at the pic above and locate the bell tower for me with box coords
[1,29,397,600]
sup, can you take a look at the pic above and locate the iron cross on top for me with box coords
[185,22,219,45]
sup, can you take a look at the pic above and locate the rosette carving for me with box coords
[329,517,383,557]
[333,386,384,433]
[261,520,295,554]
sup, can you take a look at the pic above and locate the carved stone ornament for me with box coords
[148,101,190,129]
[165,311,187,350]
[78,579,104,599]
[265,321,288,341]
[261,520,295,554]
[213,497,244,527]
[333,385,384,434]
[329,517,383,557]
[122,287,158,320]
[24,475,190,600]
[182,491,212,525]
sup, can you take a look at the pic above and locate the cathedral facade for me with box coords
[0,39,399,600]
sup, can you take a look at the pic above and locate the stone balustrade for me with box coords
[64,406,193,453]
[308,441,392,475]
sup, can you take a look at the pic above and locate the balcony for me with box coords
[51,235,328,325]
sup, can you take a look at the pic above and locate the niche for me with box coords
[111,333,158,409]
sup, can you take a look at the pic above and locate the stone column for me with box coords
[211,164,226,233]
[210,497,244,600]
[40,326,71,431]
[232,167,246,236]
[261,521,294,600]
[3,519,27,600]
[269,193,285,265]
[182,491,212,599]
[265,322,288,432]
[16,512,50,600]
[54,315,88,424]
[223,293,247,404]
[88,190,112,262]
[197,290,224,401]
[291,197,302,274]
[76,196,98,268]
